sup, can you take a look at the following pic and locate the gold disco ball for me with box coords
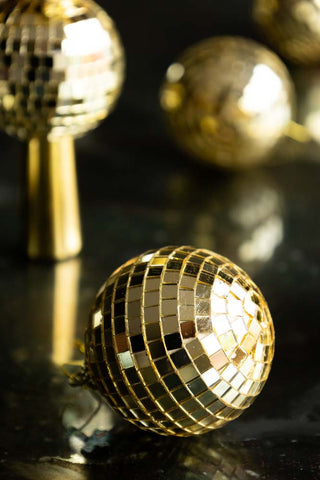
[0,0,124,139]
[0,0,125,260]
[160,36,295,169]
[253,0,320,65]
[82,246,275,436]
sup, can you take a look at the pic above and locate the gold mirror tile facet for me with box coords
[180,320,196,339]
[85,246,275,436]
[196,316,213,336]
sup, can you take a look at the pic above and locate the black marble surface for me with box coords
[0,0,320,478]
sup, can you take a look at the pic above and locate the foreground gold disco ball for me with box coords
[253,0,320,65]
[83,246,275,436]
[0,0,124,260]
[160,36,294,169]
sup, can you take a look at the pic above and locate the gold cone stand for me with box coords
[23,136,82,261]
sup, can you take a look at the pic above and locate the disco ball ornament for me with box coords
[0,0,124,260]
[160,36,294,169]
[81,246,275,436]
[253,0,320,65]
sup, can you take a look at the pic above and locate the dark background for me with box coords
[0,1,319,479]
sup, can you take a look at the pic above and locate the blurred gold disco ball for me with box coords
[0,0,125,140]
[253,0,320,65]
[160,36,295,169]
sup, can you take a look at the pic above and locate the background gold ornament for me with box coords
[253,0,320,65]
[0,0,124,260]
[160,36,295,169]
[82,246,275,437]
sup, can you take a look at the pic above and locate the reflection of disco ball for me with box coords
[0,0,125,139]
[253,0,320,65]
[75,428,259,478]
[167,171,284,275]
[175,433,258,480]
[5,428,259,478]
[160,37,294,169]
[85,246,275,436]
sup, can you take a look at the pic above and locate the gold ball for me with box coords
[0,0,125,140]
[85,246,275,437]
[160,36,294,169]
[253,0,320,65]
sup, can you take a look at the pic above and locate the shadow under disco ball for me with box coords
[4,428,260,479]
[173,432,259,480]
[79,246,275,437]
[160,36,295,169]
[0,0,125,260]
[84,428,260,479]
[253,0,320,66]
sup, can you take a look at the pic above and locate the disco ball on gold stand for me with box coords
[0,0,125,260]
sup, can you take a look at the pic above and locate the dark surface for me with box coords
[0,0,320,479]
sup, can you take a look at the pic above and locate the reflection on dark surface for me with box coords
[72,427,259,479]
[5,423,261,479]
[0,143,320,478]
[4,433,320,480]
[0,157,319,478]
[1,155,320,478]
[52,259,81,366]
[166,170,284,275]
